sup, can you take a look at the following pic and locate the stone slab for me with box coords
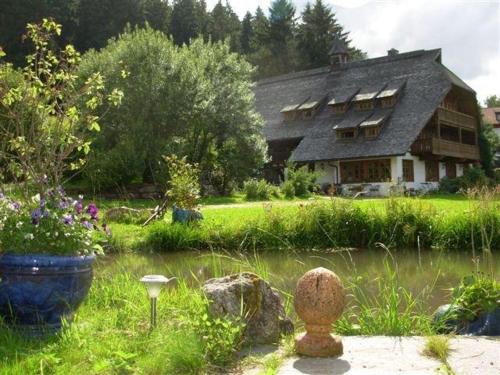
[275,336,500,375]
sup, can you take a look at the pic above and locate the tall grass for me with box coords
[334,251,435,336]
[141,192,499,253]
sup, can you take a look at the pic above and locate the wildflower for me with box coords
[75,200,83,215]
[16,221,23,228]
[0,192,4,200]
[87,203,98,220]
[59,200,69,210]
[31,208,43,225]
[63,214,74,225]
[82,220,93,230]
[24,233,34,240]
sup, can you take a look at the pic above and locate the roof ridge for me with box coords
[256,49,441,87]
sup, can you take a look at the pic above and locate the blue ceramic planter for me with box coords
[172,206,203,223]
[0,253,95,335]
[434,304,500,336]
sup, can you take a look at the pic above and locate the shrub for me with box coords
[164,155,200,210]
[281,180,296,199]
[439,177,460,194]
[459,166,489,189]
[286,165,320,196]
[243,179,275,201]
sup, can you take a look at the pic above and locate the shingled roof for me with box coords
[254,48,475,162]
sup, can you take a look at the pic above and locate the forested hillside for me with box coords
[0,0,366,78]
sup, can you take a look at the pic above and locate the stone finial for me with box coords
[294,267,346,357]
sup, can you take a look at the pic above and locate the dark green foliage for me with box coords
[439,166,490,193]
[478,122,499,177]
[286,164,319,196]
[170,0,202,45]
[79,27,267,193]
[240,12,253,54]
[207,1,241,52]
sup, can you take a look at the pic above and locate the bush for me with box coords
[164,155,200,210]
[243,179,275,201]
[460,166,489,188]
[439,177,460,194]
[286,164,320,196]
[281,180,296,199]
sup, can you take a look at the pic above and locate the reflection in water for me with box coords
[96,249,498,312]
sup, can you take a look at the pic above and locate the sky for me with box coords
[207,0,500,104]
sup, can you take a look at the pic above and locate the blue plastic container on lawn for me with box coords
[0,253,95,335]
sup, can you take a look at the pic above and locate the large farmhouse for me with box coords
[254,42,481,195]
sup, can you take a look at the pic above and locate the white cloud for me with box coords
[208,0,500,101]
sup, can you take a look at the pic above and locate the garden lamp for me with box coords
[140,275,175,329]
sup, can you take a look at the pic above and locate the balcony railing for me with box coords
[437,107,476,130]
[411,137,480,160]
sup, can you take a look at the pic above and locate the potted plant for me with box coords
[0,189,107,334]
[0,19,122,334]
[164,155,203,223]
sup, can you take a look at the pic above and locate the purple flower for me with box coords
[40,198,46,208]
[31,208,42,225]
[75,200,83,215]
[81,220,93,230]
[0,192,4,200]
[63,214,74,225]
[12,201,21,210]
[59,200,69,210]
[87,203,98,221]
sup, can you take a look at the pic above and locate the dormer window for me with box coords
[356,100,374,110]
[364,126,380,138]
[296,95,327,120]
[330,103,347,114]
[280,104,300,121]
[353,92,377,111]
[376,80,405,108]
[328,88,359,114]
[338,129,357,139]
[359,111,390,139]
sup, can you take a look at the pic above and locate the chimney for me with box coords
[387,48,399,57]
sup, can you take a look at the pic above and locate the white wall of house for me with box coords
[311,153,473,196]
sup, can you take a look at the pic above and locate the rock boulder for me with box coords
[203,272,294,345]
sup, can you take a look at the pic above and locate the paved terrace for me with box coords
[244,336,499,375]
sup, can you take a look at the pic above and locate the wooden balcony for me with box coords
[411,137,480,160]
[437,107,476,130]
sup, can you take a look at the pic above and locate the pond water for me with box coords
[97,248,499,313]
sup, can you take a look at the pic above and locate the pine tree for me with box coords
[142,0,171,33]
[207,1,241,51]
[297,0,366,69]
[76,0,143,51]
[268,0,296,54]
[170,0,200,45]
[240,12,253,54]
[251,6,269,50]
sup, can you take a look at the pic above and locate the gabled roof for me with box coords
[254,48,475,162]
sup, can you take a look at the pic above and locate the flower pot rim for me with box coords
[0,253,96,267]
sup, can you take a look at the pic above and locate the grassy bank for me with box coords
[0,251,453,374]
[140,196,499,253]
